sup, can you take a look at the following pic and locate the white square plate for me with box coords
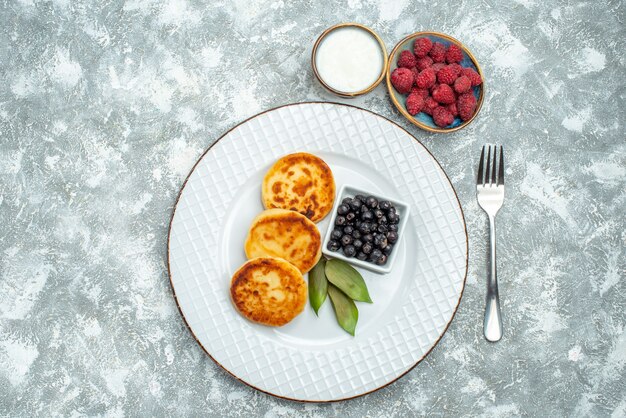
[322,184,410,274]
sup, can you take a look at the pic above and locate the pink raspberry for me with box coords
[457,92,477,121]
[410,67,420,84]
[429,42,447,63]
[453,75,472,93]
[422,97,439,115]
[397,50,417,68]
[461,68,482,86]
[446,44,463,63]
[432,106,454,127]
[446,102,458,117]
[410,87,430,99]
[415,68,436,89]
[437,65,458,85]
[432,83,456,104]
[413,37,433,58]
[431,62,446,73]
[406,93,425,115]
[390,67,414,94]
[416,56,433,71]
[448,63,463,77]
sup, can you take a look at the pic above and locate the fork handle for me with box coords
[484,215,503,342]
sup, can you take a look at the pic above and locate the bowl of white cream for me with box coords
[312,23,388,98]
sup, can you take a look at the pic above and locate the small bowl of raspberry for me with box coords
[386,32,485,133]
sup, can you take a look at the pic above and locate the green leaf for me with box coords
[327,284,358,336]
[309,258,328,315]
[325,259,372,303]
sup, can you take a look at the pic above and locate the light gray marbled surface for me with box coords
[1,0,625,416]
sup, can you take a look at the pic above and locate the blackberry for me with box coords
[359,222,372,234]
[379,201,391,211]
[374,234,388,249]
[370,249,383,261]
[327,240,340,252]
[349,199,362,211]
[365,196,378,208]
[375,254,388,265]
[361,211,374,221]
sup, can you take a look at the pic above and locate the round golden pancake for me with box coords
[230,257,307,327]
[262,153,335,222]
[245,209,322,274]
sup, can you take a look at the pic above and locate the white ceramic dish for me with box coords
[312,23,388,98]
[322,184,410,274]
[167,102,467,402]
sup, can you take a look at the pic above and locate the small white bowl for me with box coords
[311,23,388,98]
[322,184,410,274]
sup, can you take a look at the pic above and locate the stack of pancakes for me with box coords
[230,153,335,327]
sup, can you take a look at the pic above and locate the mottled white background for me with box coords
[0,0,625,416]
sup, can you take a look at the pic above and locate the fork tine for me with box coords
[485,145,492,185]
[491,145,498,186]
[477,146,485,185]
[498,145,504,186]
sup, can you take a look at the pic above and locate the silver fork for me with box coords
[476,145,504,342]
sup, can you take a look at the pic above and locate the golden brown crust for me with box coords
[244,209,322,274]
[262,153,335,222]
[230,257,307,327]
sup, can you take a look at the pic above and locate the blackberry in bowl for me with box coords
[322,184,410,274]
